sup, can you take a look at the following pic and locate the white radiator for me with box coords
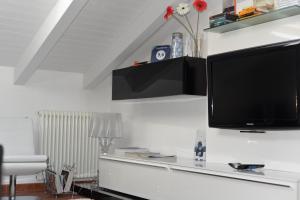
[38,111,99,179]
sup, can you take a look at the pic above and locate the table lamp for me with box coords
[89,113,122,155]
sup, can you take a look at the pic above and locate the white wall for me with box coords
[111,1,300,173]
[0,67,111,117]
[0,66,111,183]
[112,97,207,157]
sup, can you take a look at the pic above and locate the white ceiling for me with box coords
[0,0,58,67]
[0,0,176,87]
[40,0,152,73]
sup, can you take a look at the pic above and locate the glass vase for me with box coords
[185,33,204,58]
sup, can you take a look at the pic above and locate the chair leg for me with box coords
[9,175,17,200]
[0,175,40,200]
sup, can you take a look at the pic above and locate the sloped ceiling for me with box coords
[0,0,58,66]
[1,0,178,87]
[40,0,151,73]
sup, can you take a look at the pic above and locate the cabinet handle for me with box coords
[101,157,169,169]
[172,167,294,189]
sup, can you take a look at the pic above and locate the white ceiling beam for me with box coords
[14,0,89,85]
[83,0,183,89]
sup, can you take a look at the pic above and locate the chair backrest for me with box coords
[0,117,34,156]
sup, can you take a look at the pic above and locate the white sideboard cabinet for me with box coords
[99,155,300,200]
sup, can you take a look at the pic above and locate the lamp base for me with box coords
[99,138,113,155]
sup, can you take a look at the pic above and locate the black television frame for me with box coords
[207,39,300,129]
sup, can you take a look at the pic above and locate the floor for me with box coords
[2,191,85,200]
[1,183,140,200]
[74,184,146,200]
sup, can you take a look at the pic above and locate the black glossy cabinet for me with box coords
[112,57,207,100]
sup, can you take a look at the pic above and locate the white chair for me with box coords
[0,117,47,200]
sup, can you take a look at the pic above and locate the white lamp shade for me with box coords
[89,113,122,138]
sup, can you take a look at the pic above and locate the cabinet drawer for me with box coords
[99,159,169,200]
[169,168,297,200]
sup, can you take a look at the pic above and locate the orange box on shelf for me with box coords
[238,6,256,17]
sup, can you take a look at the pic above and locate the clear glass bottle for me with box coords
[171,32,183,58]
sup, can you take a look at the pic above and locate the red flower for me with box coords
[164,6,174,20]
[193,0,207,12]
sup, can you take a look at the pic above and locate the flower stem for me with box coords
[185,15,198,57]
[173,15,198,56]
[196,12,200,57]
[173,15,194,39]
[184,15,194,35]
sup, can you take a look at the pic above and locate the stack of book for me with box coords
[115,147,176,159]
[115,147,149,156]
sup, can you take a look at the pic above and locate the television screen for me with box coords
[207,40,300,129]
